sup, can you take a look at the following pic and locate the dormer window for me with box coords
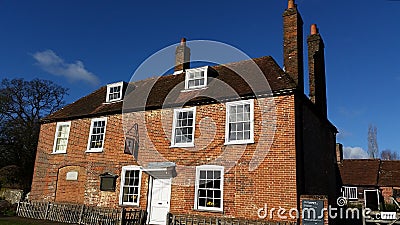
[106,81,124,102]
[185,66,208,90]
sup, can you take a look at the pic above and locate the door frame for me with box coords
[146,176,172,224]
[364,189,380,211]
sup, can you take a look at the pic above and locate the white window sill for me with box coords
[86,149,104,153]
[194,207,223,213]
[170,143,195,148]
[103,99,123,104]
[119,203,139,207]
[224,139,254,145]
[181,86,208,92]
[51,152,67,155]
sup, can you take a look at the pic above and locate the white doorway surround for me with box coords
[148,178,172,225]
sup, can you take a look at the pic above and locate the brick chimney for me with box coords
[175,38,190,72]
[283,0,304,93]
[307,24,327,117]
[336,143,343,164]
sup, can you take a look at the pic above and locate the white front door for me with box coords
[149,178,171,225]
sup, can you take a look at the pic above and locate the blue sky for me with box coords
[1,0,399,158]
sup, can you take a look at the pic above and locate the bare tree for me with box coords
[368,124,379,159]
[381,149,398,160]
[0,78,67,191]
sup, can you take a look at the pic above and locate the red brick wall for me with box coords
[380,187,400,204]
[30,115,149,209]
[55,166,86,204]
[31,95,299,220]
[381,187,392,203]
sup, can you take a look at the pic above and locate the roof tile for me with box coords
[43,56,295,122]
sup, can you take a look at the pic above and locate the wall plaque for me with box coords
[66,171,78,180]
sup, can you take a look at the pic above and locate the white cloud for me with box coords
[32,50,100,85]
[343,146,369,159]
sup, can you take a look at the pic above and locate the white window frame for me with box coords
[86,117,107,152]
[225,99,254,145]
[342,186,358,200]
[170,107,196,148]
[119,165,142,206]
[185,66,208,90]
[194,165,224,212]
[106,81,124,102]
[52,121,71,154]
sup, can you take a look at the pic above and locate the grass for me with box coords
[0,217,69,225]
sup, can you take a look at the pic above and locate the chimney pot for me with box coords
[180,37,186,46]
[311,24,318,35]
[288,0,295,9]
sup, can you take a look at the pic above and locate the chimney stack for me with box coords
[307,24,327,117]
[175,38,191,72]
[283,0,304,93]
[336,143,343,164]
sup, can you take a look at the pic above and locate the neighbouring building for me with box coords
[338,157,400,209]
[30,0,340,223]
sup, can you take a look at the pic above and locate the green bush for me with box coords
[383,203,399,211]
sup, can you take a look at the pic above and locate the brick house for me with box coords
[30,0,339,223]
[339,158,400,208]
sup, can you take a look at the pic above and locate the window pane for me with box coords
[198,198,206,207]
[173,109,195,144]
[214,171,221,179]
[206,181,213,189]
[237,105,243,114]
[188,80,195,88]
[108,85,122,101]
[207,190,213,198]
[214,199,221,208]
[122,169,140,204]
[230,105,236,114]
[244,131,250,140]
[236,131,244,140]
[214,190,221,198]
[229,132,237,141]
[244,122,250,131]
[237,112,243,121]
[200,171,206,179]
[89,119,106,149]
[196,168,223,210]
[207,171,213,179]
[199,180,206,189]
[227,102,252,142]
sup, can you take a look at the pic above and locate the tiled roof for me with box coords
[339,159,380,186]
[340,159,400,187]
[42,56,296,123]
[378,160,400,187]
